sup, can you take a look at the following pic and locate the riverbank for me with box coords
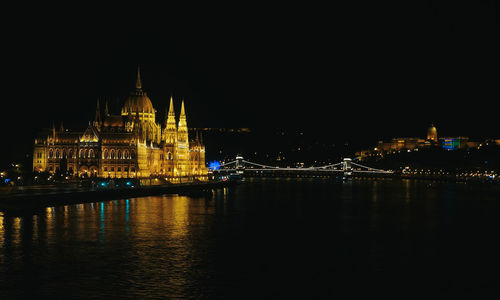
[0,180,237,210]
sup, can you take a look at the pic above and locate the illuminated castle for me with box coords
[33,67,207,180]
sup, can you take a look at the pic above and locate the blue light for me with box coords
[126,181,132,186]
[4,178,11,183]
[100,182,107,187]
[209,161,221,170]
[442,138,460,151]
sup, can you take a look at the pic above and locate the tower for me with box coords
[164,96,177,144]
[163,96,177,177]
[176,100,190,176]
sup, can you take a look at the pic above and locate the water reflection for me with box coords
[0,194,218,298]
[0,181,498,299]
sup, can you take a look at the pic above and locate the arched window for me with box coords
[167,152,172,160]
[131,150,136,159]
[84,149,88,158]
[103,149,108,159]
[79,149,84,158]
[69,149,74,158]
[62,149,67,159]
[49,149,53,158]
[56,149,60,159]
[118,150,122,159]
[110,150,115,159]
[89,149,94,158]
[124,150,129,159]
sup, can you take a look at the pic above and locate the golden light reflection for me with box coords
[404,179,411,204]
[12,216,21,246]
[0,212,4,246]
[46,206,55,245]
[131,195,190,239]
[32,215,38,242]
[0,195,199,266]
[169,195,190,239]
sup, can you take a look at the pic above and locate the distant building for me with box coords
[427,124,438,142]
[355,124,485,159]
[376,137,430,152]
[33,67,207,180]
[440,137,469,150]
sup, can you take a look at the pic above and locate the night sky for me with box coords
[2,2,499,166]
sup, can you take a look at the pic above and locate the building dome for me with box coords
[427,124,438,142]
[121,66,155,115]
[122,91,154,114]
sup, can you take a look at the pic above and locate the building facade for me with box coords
[33,68,207,180]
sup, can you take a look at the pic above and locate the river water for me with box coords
[1,178,499,299]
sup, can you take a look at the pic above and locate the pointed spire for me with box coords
[95,98,101,124]
[180,99,186,117]
[52,121,56,139]
[169,96,175,115]
[104,100,109,116]
[136,65,142,89]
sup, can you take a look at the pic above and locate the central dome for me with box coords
[427,124,438,141]
[122,90,154,114]
[121,66,155,115]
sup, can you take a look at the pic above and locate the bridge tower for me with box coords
[235,155,244,170]
[342,158,353,177]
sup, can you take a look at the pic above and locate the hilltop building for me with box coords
[355,124,495,160]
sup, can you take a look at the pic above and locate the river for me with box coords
[1,178,499,299]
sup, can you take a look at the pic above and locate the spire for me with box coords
[136,65,142,89]
[180,99,186,117]
[104,100,109,116]
[165,96,175,125]
[178,99,188,129]
[169,96,175,116]
[178,99,188,140]
[94,98,101,124]
[52,121,56,139]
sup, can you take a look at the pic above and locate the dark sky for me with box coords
[2,2,499,165]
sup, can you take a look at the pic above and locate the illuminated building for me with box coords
[355,123,498,160]
[375,124,440,153]
[427,124,438,142]
[440,137,469,150]
[33,67,207,180]
[356,124,439,159]
[376,137,430,152]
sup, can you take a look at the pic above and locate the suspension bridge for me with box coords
[212,156,393,178]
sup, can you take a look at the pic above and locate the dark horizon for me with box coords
[2,2,499,166]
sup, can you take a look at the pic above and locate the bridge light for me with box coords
[209,161,221,170]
